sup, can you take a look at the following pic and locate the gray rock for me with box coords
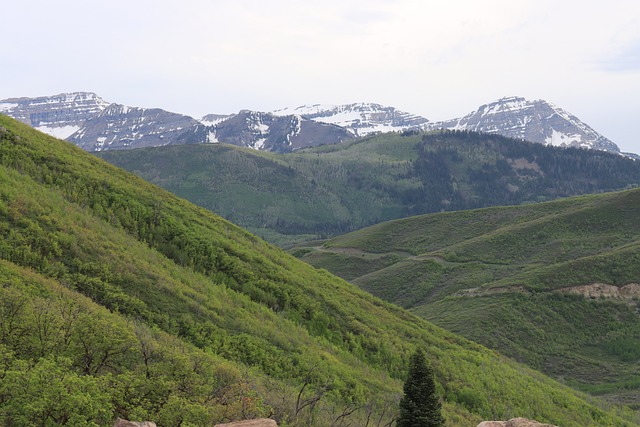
[477,417,557,427]
[113,417,157,427]
[214,419,278,427]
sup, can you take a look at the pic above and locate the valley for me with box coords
[295,190,640,409]
[1,112,638,426]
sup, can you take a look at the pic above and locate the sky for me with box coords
[2,0,639,153]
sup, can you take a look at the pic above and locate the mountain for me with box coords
[99,131,640,247]
[0,92,353,153]
[272,102,431,137]
[68,103,203,151]
[1,93,632,157]
[0,91,109,139]
[428,96,621,153]
[205,110,353,152]
[3,115,636,426]
[294,188,640,409]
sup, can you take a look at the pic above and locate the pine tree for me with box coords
[397,348,444,427]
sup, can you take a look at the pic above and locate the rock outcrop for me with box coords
[113,418,157,427]
[557,283,640,300]
[214,419,278,427]
[477,417,557,427]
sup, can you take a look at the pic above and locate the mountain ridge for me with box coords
[427,96,621,152]
[1,92,629,156]
[272,102,430,137]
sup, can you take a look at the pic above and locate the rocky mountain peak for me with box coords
[429,96,620,153]
[209,109,351,152]
[68,104,201,151]
[0,91,111,139]
[272,102,430,136]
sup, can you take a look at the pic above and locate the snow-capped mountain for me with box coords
[0,92,110,139]
[1,92,630,156]
[69,104,202,151]
[428,96,620,153]
[206,110,352,152]
[272,103,430,137]
[0,92,352,152]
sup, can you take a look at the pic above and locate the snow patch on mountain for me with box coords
[545,130,584,147]
[199,114,233,127]
[35,124,81,140]
[0,103,19,112]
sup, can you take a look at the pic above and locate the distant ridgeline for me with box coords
[99,130,640,246]
[2,93,633,158]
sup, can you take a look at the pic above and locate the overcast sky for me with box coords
[2,0,639,152]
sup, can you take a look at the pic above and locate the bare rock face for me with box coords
[68,103,202,151]
[477,417,557,427]
[209,110,353,152]
[113,418,157,427]
[214,419,278,427]
[557,283,640,302]
[272,102,431,137]
[0,92,110,139]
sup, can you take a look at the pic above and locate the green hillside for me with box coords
[296,190,640,410]
[98,131,640,247]
[0,115,637,426]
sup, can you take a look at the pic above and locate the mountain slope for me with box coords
[273,102,430,137]
[208,110,353,152]
[295,189,640,409]
[68,103,203,151]
[0,92,110,139]
[1,115,637,426]
[429,96,620,152]
[99,131,640,246]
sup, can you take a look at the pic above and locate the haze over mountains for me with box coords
[1,92,633,157]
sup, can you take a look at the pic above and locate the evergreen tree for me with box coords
[397,348,444,427]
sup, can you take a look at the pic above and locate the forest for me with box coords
[99,130,640,246]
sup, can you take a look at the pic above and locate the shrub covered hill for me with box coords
[0,114,637,427]
[0,118,638,427]
[295,188,640,413]
[98,130,640,247]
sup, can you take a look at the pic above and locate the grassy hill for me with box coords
[0,115,637,426]
[295,189,640,410]
[98,130,640,247]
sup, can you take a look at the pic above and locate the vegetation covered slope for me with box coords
[296,190,640,410]
[0,115,636,426]
[98,130,640,246]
